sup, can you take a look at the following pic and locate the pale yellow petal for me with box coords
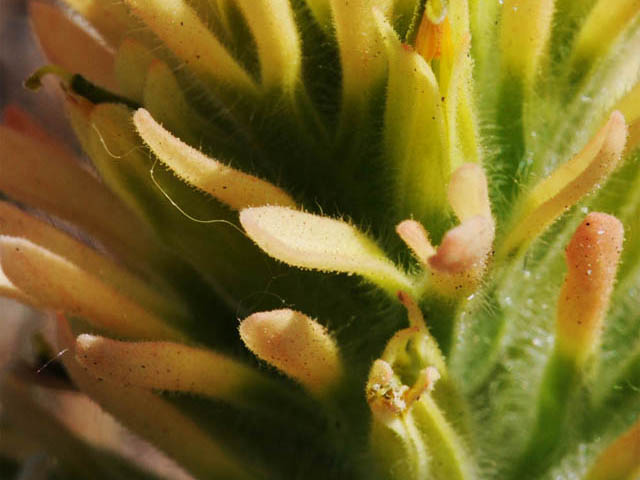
[0,237,184,341]
[56,316,252,480]
[502,111,627,255]
[500,0,555,85]
[239,309,341,396]
[232,0,301,90]
[0,202,187,320]
[123,0,256,92]
[75,334,270,406]
[133,108,296,209]
[239,206,414,295]
[447,163,492,221]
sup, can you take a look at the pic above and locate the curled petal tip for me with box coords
[428,215,494,274]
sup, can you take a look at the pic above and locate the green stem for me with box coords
[511,351,580,479]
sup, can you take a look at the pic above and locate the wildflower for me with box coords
[1,1,639,479]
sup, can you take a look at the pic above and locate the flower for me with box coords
[1,1,639,479]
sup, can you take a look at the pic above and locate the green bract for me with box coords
[1,1,639,479]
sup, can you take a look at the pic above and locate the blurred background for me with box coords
[0,2,192,478]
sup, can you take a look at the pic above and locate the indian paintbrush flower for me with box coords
[1,0,640,479]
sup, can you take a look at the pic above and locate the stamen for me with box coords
[555,213,624,366]
[239,309,342,396]
[366,359,408,421]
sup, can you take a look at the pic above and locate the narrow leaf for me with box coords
[0,202,188,321]
[304,0,331,28]
[60,0,133,47]
[114,38,155,102]
[571,0,640,72]
[0,264,33,306]
[0,121,166,274]
[329,0,391,105]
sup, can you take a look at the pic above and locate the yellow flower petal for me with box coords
[239,309,342,396]
[0,237,184,341]
[502,111,627,255]
[239,206,414,295]
[123,0,257,92]
[56,316,252,480]
[75,334,270,406]
[232,0,301,90]
[133,108,296,210]
[499,0,555,86]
